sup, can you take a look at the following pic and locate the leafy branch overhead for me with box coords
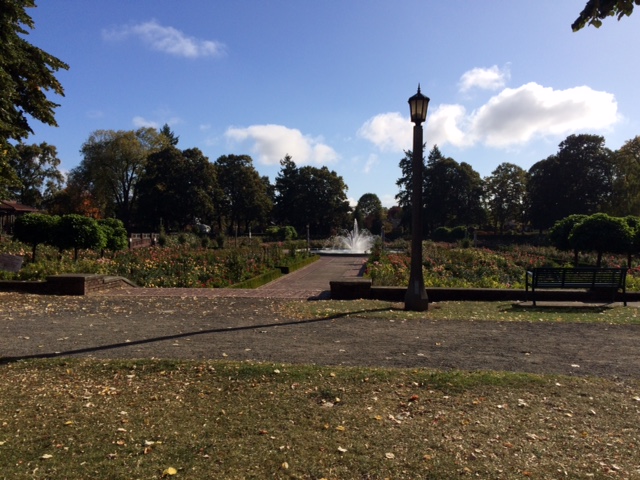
[0,0,69,144]
[572,0,640,31]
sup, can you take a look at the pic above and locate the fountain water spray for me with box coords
[323,220,374,254]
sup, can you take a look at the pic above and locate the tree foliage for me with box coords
[136,146,220,231]
[274,155,350,236]
[12,212,58,261]
[423,146,485,233]
[572,0,639,31]
[354,193,383,234]
[527,134,614,231]
[0,0,69,167]
[214,154,272,234]
[609,136,640,216]
[484,163,528,234]
[568,213,633,266]
[53,214,105,260]
[98,218,128,253]
[73,128,167,226]
[8,142,64,207]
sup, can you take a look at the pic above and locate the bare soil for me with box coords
[1,293,639,380]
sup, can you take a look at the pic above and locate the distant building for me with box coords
[0,200,40,235]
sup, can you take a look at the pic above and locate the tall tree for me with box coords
[572,0,638,30]
[159,123,179,146]
[274,155,350,236]
[423,147,484,233]
[484,163,528,234]
[354,193,384,234]
[395,149,422,233]
[527,134,614,231]
[73,128,167,227]
[136,146,221,231]
[609,136,640,216]
[0,0,69,197]
[214,154,272,234]
[8,142,64,207]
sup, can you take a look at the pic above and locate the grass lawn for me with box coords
[280,299,640,325]
[1,358,639,479]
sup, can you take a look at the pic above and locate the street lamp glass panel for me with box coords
[408,86,430,124]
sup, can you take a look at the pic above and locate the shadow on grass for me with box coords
[508,303,613,314]
[0,306,392,365]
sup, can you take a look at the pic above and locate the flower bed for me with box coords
[366,242,640,290]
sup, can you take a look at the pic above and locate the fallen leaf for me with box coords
[337,446,347,453]
[163,467,178,476]
[385,452,395,459]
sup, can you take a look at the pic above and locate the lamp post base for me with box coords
[404,281,429,311]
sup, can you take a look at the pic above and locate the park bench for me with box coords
[525,267,627,306]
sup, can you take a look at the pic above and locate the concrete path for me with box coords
[100,255,367,300]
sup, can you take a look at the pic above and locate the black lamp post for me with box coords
[405,85,430,311]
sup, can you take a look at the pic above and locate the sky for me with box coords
[23,1,640,208]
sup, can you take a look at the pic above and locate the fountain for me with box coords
[319,220,375,255]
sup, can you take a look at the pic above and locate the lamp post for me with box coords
[405,85,430,311]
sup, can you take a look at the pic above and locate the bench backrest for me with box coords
[531,268,626,288]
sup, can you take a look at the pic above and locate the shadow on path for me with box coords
[0,307,391,365]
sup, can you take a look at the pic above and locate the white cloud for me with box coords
[224,124,338,166]
[103,19,225,58]
[360,82,619,152]
[468,83,619,147]
[363,154,379,174]
[380,194,397,209]
[426,104,471,148]
[132,116,158,128]
[357,112,411,152]
[459,65,510,92]
[132,114,182,130]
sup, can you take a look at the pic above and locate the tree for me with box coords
[98,218,128,253]
[527,134,614,231]
[423,146,484,233]
[572,0,639,31]
[53,214,106,261]
[273,156,350,236]
[12,212,58,262]
[136,146,220,231]
[568,213,633,267]
[395,149,419,232]
[0,0,69,192]
[8,142,64,207]
[609,136,640,216]
[354,193,383,234]
[484,163,528,234]
[73,128,167,227]
[548,214,588,266]
[214,154,272,234]
[159,123,179,146]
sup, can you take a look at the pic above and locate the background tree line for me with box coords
[395,133,640,238]
[5,129,640,243]
[2,125,353,239]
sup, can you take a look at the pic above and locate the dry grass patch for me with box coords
[0,359,639,479]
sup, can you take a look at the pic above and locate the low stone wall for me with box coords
[330,280,639,303]
[0,274,136,296]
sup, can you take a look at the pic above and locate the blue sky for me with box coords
[24,1,640,208]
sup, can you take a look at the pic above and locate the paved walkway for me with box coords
[100,255,367,300]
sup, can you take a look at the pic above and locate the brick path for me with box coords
[99,255,368,299]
